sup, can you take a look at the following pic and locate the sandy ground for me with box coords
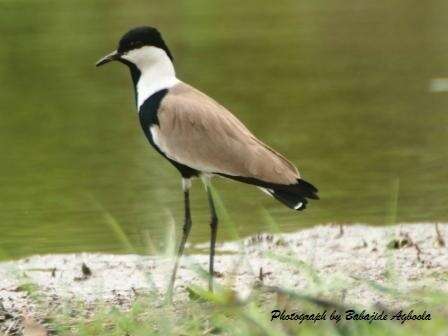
[1,223,447,331]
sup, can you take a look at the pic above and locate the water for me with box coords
[1,0,447,260]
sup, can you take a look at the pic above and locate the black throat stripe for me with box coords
[139,89,167,128]
[138,89,199,178]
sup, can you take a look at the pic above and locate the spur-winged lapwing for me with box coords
[96,26,318,296]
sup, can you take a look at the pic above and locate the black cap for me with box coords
[117,26,173,61]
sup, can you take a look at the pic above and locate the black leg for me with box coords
[206,184,218,292]
[167,180,192,300]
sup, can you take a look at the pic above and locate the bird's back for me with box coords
[154,82,301,185]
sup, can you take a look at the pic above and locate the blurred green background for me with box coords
[1,0,447,260]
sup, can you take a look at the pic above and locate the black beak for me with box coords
[96,50,121,67]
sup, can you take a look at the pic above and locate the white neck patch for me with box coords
[121,46,179,110]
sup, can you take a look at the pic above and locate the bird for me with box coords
[96,26,318,298]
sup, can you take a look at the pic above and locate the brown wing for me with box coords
[152,82,300,185]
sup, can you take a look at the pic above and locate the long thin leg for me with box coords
[167,178,192,300]
[205,181,218,292]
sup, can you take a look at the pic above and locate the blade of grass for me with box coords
[88,194,136,254]
[260,208,282,234]
[266,251,321,286]
[163,208,176,257]
[387,177,400,226]
[208,184,239,241]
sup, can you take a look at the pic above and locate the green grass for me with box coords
[26,264,447,336]
[4,187,448,335]
[4,239,448,335]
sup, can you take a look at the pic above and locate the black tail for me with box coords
[217,174,319,211]
[269,179,318,211]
